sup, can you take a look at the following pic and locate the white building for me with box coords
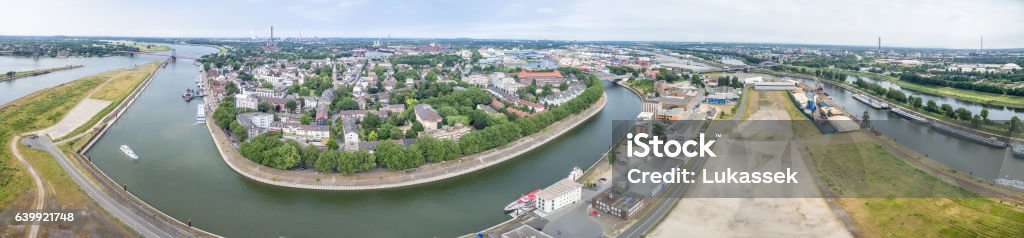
[753,81,798,91]
[535,178,583,213]
[341,118,359,144]
[234,94,258,110]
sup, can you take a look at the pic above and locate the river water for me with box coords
[755,73,1024,182]
[0,55,166,104]
[844,75,1024,120]
[82,45,643,237]
[12,42,1019,236]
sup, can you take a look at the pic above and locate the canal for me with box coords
[844,75,1024,120]
[752,73,1024,182]
[0,54,166,104]
[83,44,643,237]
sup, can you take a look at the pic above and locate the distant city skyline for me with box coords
[2,0,1023,49]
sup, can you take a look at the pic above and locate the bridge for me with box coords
[115,50,199,60]
[588,71,630,82]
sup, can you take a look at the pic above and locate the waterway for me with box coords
[844,75,1024,120]
[750,73,1024,182]
[83,45,643,237]
[0,55,166,104]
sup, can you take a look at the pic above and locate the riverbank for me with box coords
[0,65,84,82]
[804,131,1024,237]
[210,93,607,190]
[0,63,164,237]
[756,69,1024,144]
[789,65,1024,108]
[58,60,220,237]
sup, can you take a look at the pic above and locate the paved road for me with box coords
[21,136,172,238]
[617,86,749,238]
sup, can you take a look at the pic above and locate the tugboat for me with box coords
[120,145,139,160]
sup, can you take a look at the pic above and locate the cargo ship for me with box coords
[1010,143,1024,159]
[889,108,928,124]
[930,123,1006,148]
[852,93,888,109]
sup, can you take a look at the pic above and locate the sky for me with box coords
[2,0,1023,49]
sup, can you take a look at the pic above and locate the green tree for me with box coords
[229,121,248,141]
[980,108,989,122]
[1010,116,1023,136]
[315,150,339,173]
[363,113,381,130]
[5,71,15,77]
[376,141,407,170]
[286,100,298,112]
[257,102,272,113]
[925,100,938,112]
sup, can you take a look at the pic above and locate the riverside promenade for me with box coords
[208,94,607,190]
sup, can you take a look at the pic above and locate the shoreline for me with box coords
[464,80,645,237]
[0,65,85,82]
[209,93,607,190]
[67,60,221,237]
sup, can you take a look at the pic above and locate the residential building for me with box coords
[235,94,258,110]
[414,104,443,130]
[315,103,329,125]
[236,112,273,139]
[342,118,359,150]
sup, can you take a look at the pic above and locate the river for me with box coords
[0,55,166,104]
[750,73,1024,182]
[82,44,643,237]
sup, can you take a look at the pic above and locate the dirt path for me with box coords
[9,136,44,238]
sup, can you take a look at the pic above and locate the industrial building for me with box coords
[535,178,582,213]
[754,81,798,91]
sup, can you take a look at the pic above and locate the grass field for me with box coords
[0,62,159,208]
[0,74,106,207]
[804,133,1024,237]
[741,88,762,120]
[58,62,161,141]
[116,41,172,53]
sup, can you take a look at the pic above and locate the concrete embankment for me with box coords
[70,60,221,237]
[211,93,608,190]
[753,69,1024,144]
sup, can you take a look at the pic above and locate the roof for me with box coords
[501,225,552,238]
[518,69,562,79]
[537,178,582,200]
[414,104,442,122]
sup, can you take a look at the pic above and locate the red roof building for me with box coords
[518,70,564,86]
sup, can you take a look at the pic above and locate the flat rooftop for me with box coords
[537,178,581,200]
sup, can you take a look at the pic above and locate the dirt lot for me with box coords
[648,91,852,238]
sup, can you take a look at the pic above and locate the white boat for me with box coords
[994,177,1024,190]
[197,104,206,124]
[504,189,540,212]
[120,145,139,159]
